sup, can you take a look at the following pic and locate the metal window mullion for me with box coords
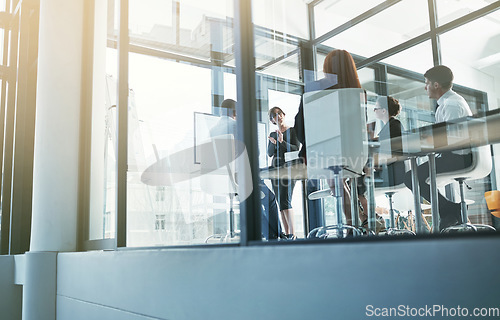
[9,0,39,254]
[0,11,19,255]
[427,0,441,66]
[307,1,315,42]
[234,0,261,244]
[0,0,10,256]
[116,0,129,248]
[356,32,431,69]
[79,0,95,251]
[434,1,500,36]
[374,64,388,96]
[256,48,299,72]
[313,0,402,45]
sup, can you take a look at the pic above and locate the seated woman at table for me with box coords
[267,106,300,239]
[372,96,406,187]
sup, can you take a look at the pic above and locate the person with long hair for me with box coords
[267,106,300,238]
[294,49,366,228]
[295,49,361,159]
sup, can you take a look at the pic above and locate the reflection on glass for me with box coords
[258,53,300,82]
[127,53,223,246]
[440,10,500,92]
[124,0,242,247]
[321,0,429,58]
[313,0,385,38]
[252,0,309,39]
[255,35,298,71]
[436,0,493,26]
[381,40,433,74]
[129,0,234,62]
[387,73,433,130]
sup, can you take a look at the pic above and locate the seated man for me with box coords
[403,65,473,230]
[210,99,283,240]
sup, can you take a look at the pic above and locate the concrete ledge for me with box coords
[56,237,500,320]
[0,255,22,320]
[23,252,57,320]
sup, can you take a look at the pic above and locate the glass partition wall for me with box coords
[125,0,239,246]
[82,0,500,249]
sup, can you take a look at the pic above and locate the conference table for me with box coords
[260,108,500,234]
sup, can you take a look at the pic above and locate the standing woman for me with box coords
[267,107,300,238]
[294,49,365,226]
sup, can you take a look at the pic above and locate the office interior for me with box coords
[1,0,500,319]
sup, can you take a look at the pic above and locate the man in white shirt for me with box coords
[404,65,473,230]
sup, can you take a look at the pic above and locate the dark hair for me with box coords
[424,65,454,90]
[220,99,236,117]
[376,96,401,118]
[323,49,361,89]
[269,106,285,122]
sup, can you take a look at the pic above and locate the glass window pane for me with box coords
[440,9,500,93]
[358,67,376,95]
[313,0,386,38]
[436,0,494,26]
[255,34,298,72]
[321,0,430,58]
[129,0,234,62]
[387,73,433,129]
[253,0,309,39]
[258,53,300,82]
[381,40,434,74]
[129,0,173,42]
[439,11,499,228]
[127,0,238,247]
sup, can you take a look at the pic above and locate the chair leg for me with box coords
[442,178,496,233]
[386,192,396,229]
[458,179,468,225]
[307,167,362,239]
[385,192,415,236]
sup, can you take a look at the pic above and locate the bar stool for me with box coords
[374,184,415,235]
[432,146,496,233]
